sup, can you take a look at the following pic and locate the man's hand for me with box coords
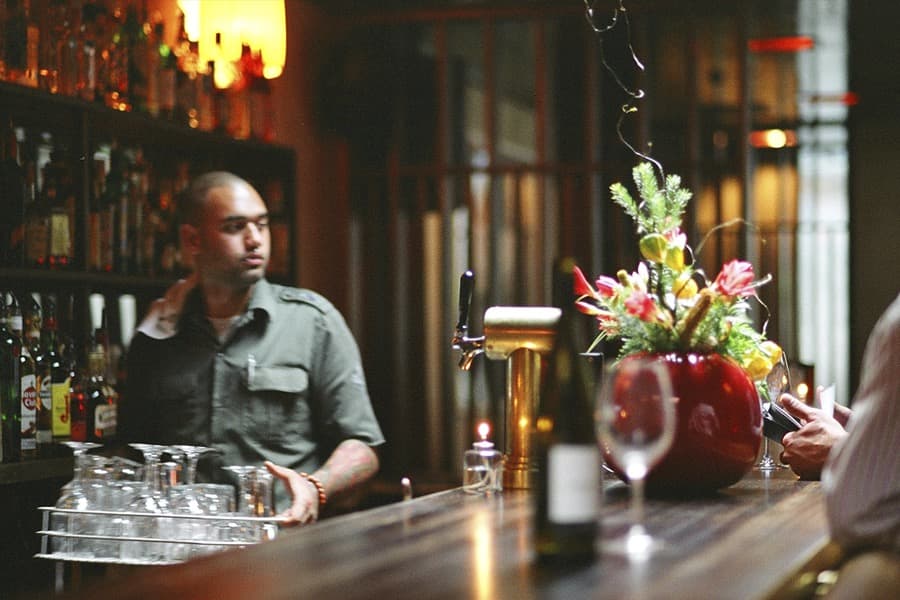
[264,461,321,526]
[137,272,199,339]
[779,394,849,480]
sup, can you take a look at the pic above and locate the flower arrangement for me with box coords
[574,162,782,393]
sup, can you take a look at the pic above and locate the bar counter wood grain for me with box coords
[49,469,830,600]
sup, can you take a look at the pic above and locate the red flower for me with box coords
[594,275,619,298]
[573,265,596,298]
[711,259,755,298]
[625,290,656,321]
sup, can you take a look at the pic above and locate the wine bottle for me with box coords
[155,21,177,121]
[25,293,52,454]
[43,145,75,269]
[1,120,27,268]
[22,141,49,268]
[1,294,21,462]
[4,0,40,88]
[84,340,117,442]
[9,293,36,459]
[39,295,71,445]
[533,258,600,564]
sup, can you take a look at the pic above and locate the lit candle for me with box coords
[474,421,494,450]
[463,420,503,494]
[797,383,809,402]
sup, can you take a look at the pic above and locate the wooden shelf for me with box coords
[0,457,73,486]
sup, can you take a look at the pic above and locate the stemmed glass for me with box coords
[169,444,219,485]
[121,443,172,562]
[52,442,102,556]
[596,357,676,557]
[756,360,789,471]
[167,445,220,559]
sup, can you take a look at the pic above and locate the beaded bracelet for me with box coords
[300,472,327,507]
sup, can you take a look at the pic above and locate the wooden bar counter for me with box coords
[49,469,832,600]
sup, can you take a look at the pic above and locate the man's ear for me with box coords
[180,223,200,258]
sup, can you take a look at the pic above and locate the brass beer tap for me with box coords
[452,271,560,489]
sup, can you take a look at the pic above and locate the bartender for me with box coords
[120,171,385,526]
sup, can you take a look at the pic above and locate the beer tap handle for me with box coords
[456,270,475,335]
[452,270,483,370]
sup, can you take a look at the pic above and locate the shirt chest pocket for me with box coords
[244,366,311,442]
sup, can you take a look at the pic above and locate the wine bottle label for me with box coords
[94,403,117,438]
[51,379,71,437]
[49,212,72,258]
[25,220,48,264]
[548,444,601,524]
[20,374,37,449]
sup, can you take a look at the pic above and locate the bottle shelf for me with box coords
[0,267,175,291]
[0,458,73,486]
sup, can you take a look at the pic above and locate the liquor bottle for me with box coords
[108,143,131,273]
[210,32,235,134]
[9,293,36,459]
[68,360,87,443]
[88,158,104,271]
[230,43,253,139]
[533,258,600,564]
[4,0,40,88]
[1,293,21,462]
[249,50,274,142]
[156,22,176,121]
[58,0,85,97]
[173,9,198,128]
[197,59,215,132]
[99,0,130,110]
[79,0,100,102]
[58,293,78,375]
[40,0,69,93]
[23,140,49,268]
[24,293,51,454]
[128,148,149,274]
[1,120,26,268]
[84,336,117,442]
[143,14,161,117]
[40,295,71,445]
[43,146,74,269]
[123,2,148,113]
[89,156,116,272]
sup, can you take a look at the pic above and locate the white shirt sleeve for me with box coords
[822,293,900,552]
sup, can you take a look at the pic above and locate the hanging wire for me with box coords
[584,0,665,181]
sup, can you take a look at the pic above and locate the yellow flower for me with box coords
[665,246,685,271]
[760,341,782,365]
[673,272,697,299]
[639,233,667,263]
[743,353,773,381]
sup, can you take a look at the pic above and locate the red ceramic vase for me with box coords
[606,352,762,495]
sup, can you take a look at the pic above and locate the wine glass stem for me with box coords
[631,476,646,529]
[187,456,198,485]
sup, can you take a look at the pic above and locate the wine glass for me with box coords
[168,444,219,485]
[756,361,789,471]
[596,357,676,557]
[52,442,102,556]
[121,443,172,562]
[166,445,220,560]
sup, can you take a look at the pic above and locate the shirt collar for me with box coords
[183,278,275,331]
